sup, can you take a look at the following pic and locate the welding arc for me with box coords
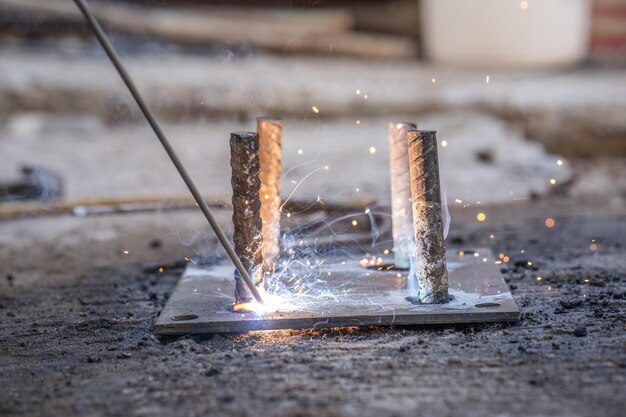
[72,0,263,304]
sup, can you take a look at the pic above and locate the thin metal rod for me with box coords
[72,0,263,303]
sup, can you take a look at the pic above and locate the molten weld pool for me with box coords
[154,249,518,334]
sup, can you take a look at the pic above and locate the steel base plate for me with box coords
[155,249,519,334]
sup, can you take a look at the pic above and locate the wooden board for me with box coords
[155,249,519,334]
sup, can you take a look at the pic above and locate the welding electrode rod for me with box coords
[257,117,282,279]
[388,121,417,269]
[230,132,264,302]
[72,0,263,303]
[407,130,448,304]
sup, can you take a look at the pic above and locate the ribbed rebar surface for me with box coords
[257,118,282,279]
[407,130,448,304]
[230,131,263,302]
[388,121,417,269]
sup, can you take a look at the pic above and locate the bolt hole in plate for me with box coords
[475,302,501,308]
[172,314,199,321]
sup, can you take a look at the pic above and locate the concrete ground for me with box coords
[0,193,625,417]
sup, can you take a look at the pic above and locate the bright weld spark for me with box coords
[441,140,448,147]
[369,146,376,154]
[312,106,320,113]
[232,291,291,314]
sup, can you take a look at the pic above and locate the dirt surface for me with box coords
[0,195,624,417]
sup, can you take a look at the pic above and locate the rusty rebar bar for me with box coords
[257,117,282,279]
[388,121,417,269]
[230,131,264,302]
[72,0,263,303]
[407,130,448,304]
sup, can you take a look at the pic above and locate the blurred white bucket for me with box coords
[421,0,591,68]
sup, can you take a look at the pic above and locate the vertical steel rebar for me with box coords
[407,130,448,304]
[257,117,282,280]
[230,131,264,302]
[388,121,417,269]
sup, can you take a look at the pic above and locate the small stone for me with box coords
[205,368,220,377]
[87,355,101,363]
[573,327,588,337]
[560,298,583,309]
[475,149,494,164]
[588,279,605,287]
[117,352,132,359]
